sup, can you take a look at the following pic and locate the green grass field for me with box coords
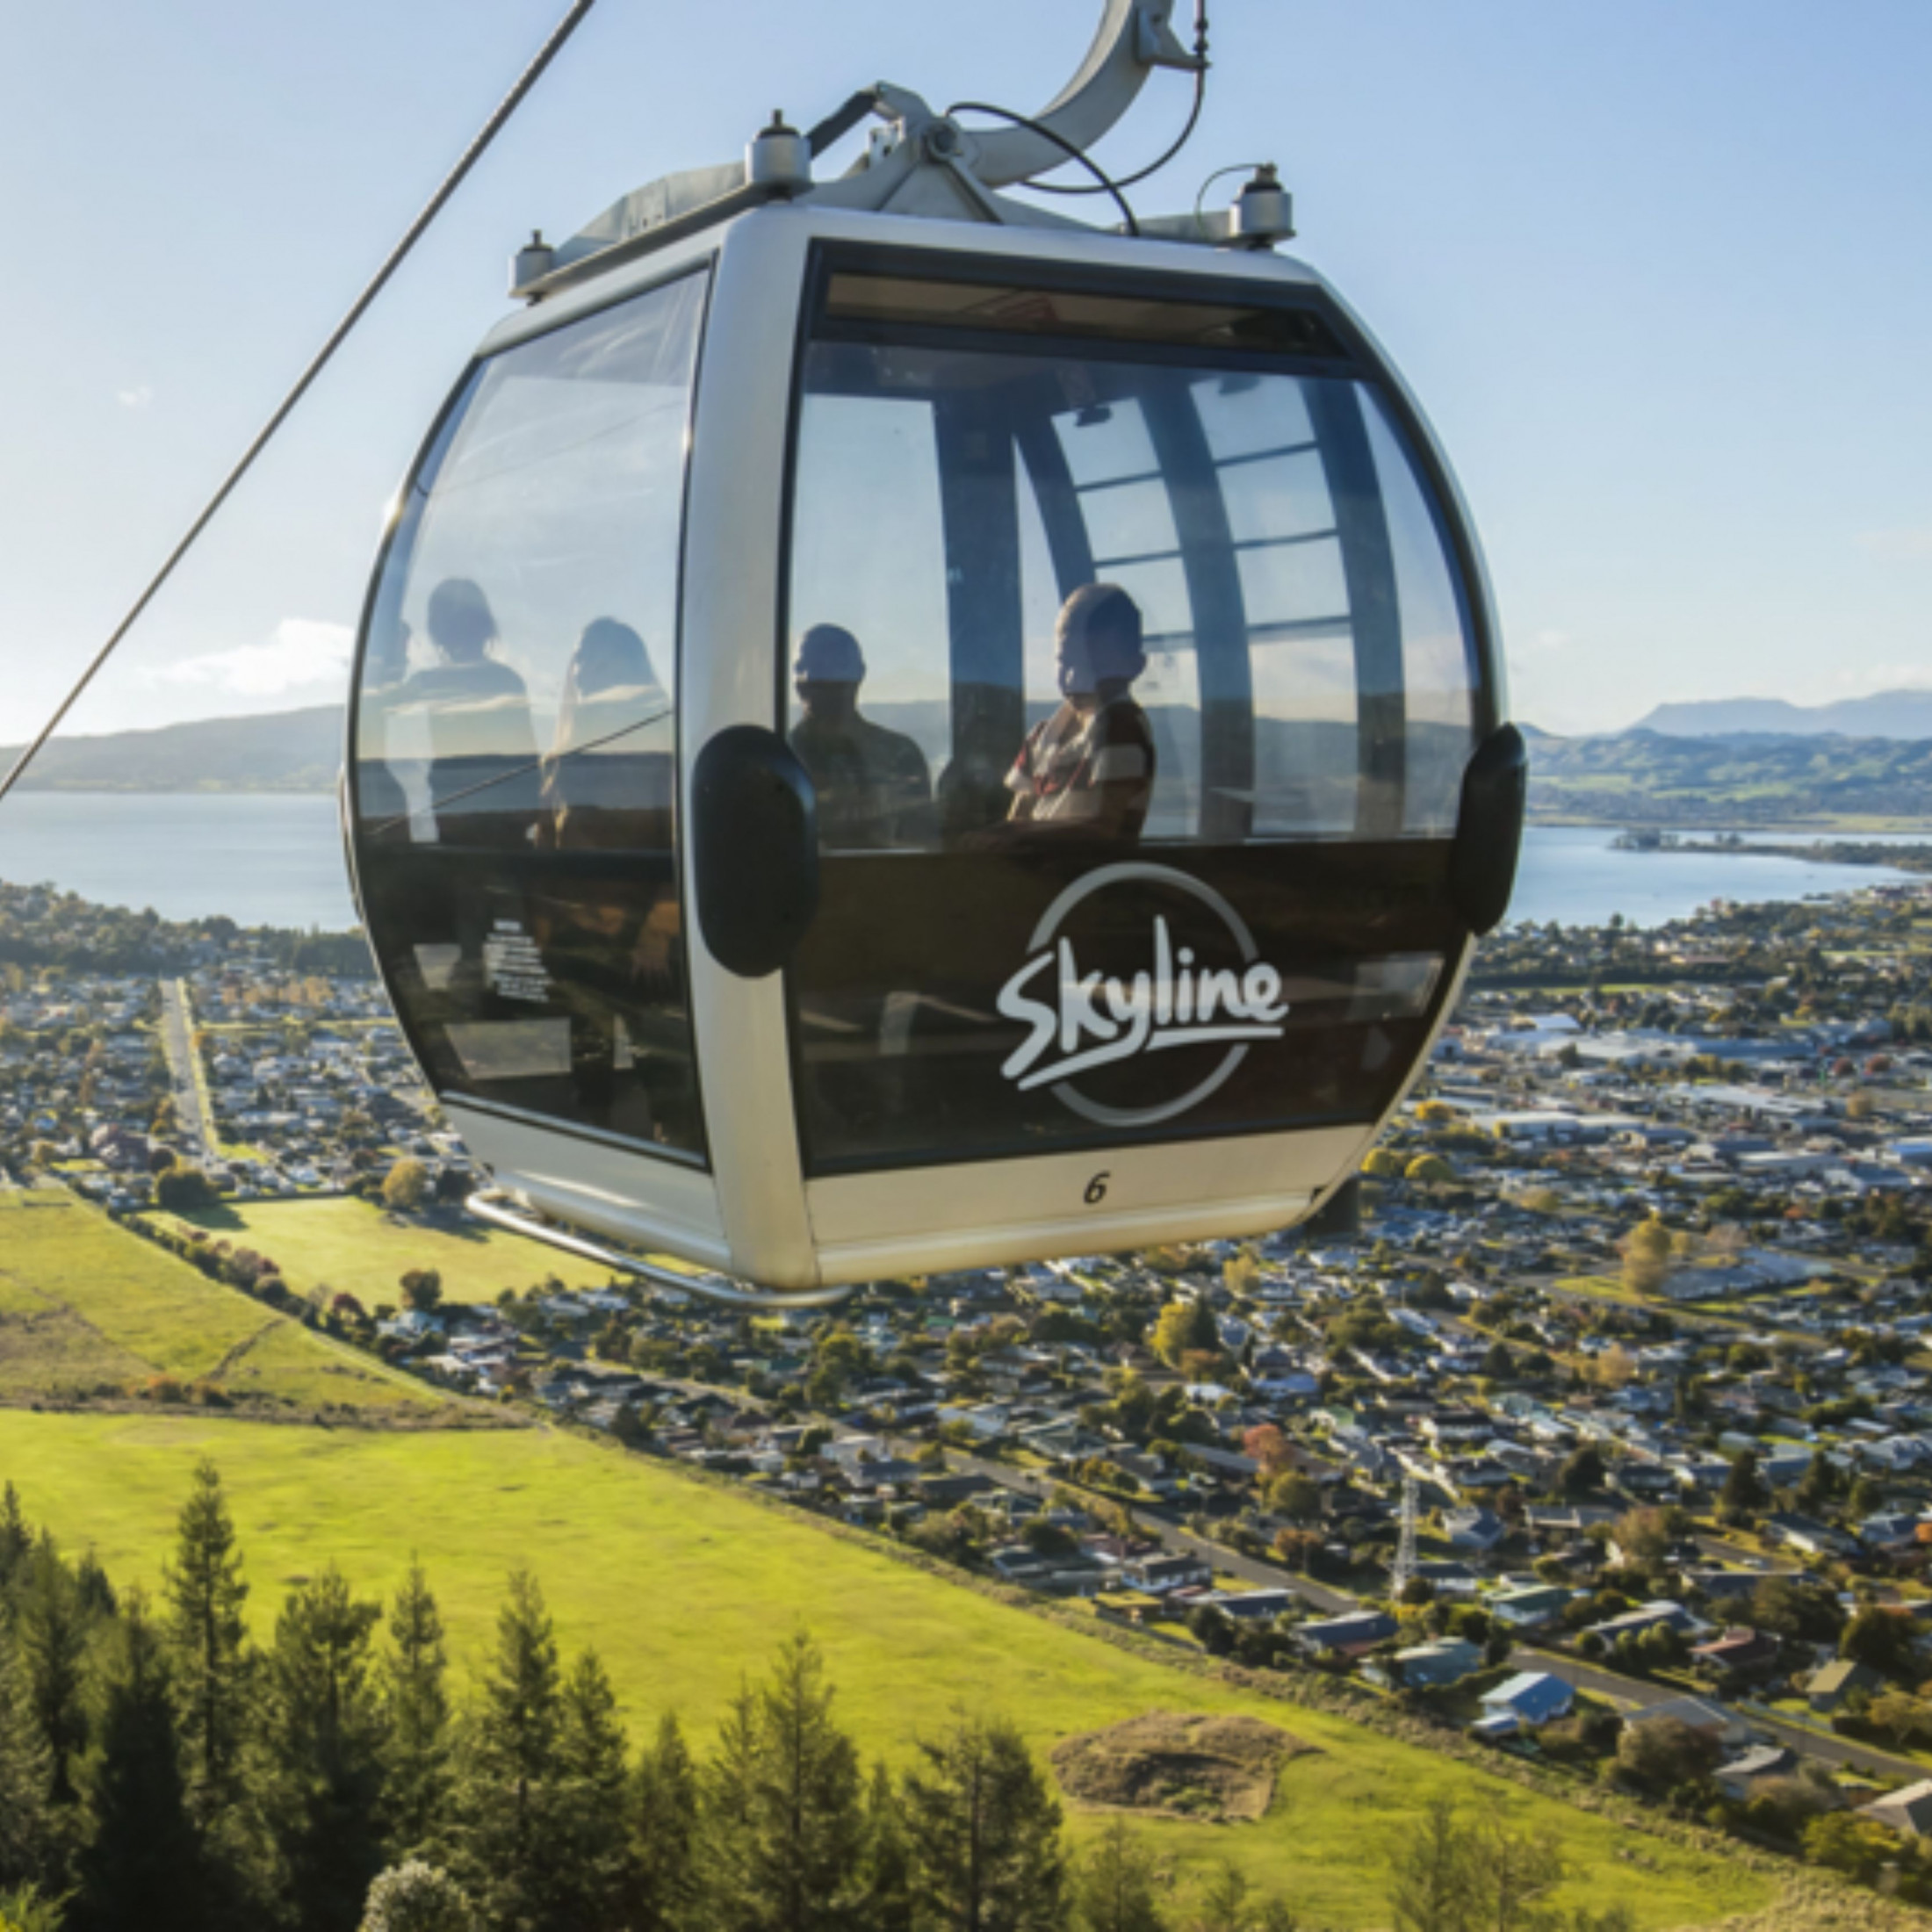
[0,1190,453,1420]
[145,1196,622,1309]
[0,1409,1774,1928]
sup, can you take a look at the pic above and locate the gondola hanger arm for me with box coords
[962,0,1200,189]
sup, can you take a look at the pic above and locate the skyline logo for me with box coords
[996,864,1289,1128]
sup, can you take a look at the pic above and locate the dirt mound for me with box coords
[1050,1711,1314,1822]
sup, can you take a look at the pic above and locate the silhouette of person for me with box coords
[354,616,413,838]
[399,578,540,845]
[789,624,934,848]
[532,618,681,1135]
[1006,583,1154,841]
[539,617,672,850]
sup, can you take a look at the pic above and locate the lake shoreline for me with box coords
[1,795,1923,934]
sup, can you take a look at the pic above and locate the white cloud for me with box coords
[1855,525,1932,561]
[1526,627,1570,653]
[116,385,153,411]
[149,618,353,698]
[1835,660,1932,694]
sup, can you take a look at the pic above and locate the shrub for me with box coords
[360,1861,476,1932]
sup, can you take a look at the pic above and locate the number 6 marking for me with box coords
[1084,1171,1110,1206]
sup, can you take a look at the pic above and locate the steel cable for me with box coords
[0,0,602,804]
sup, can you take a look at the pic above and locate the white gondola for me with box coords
[344,0,1525,1303]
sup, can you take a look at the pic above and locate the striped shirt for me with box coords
[1006,698,1155,834]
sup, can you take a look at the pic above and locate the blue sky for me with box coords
[0,0,1926,743]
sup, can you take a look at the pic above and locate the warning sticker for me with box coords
[484,919,551,1004]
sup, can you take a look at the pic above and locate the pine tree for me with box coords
[1186,1863,1291,1932]
[0,1620,53,1895]
[458,1570,566,1932]
[71,1589,204,1932]
[702,1631,866,1932]
[250,1565,388,1932]
[1386,1797,1473,1932]
[903,1712,1066,1932]
[73,1550,117,1621]
[17,1536,93,1811]
[552,1647,633,1932]
[860,1758,915,1932]
[1077,1820,1169,1932]
[381,1561,451,1861]
[0,1484,32,1594]
[162,1460,251,1827]
[630,1711,702,1932]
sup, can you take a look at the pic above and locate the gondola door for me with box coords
[779,244,1495,1281]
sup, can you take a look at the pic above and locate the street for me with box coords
[157,978,215,1162]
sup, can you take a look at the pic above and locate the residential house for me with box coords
[1802,1659,1884,1715]
[1690,1627,1781,1683]
[1121,1553,1213,1597]
[1478,1672,1575,1731]
[1860,1780,1932,1838]
[1366,1638,1483,1691]
[1292,1611,1399,1660]
[1489,1583,1575,1633]
[1714,1745,1797,1803]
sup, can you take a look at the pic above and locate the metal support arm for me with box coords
[966,0,1201,188]
[465,1190,854,1309]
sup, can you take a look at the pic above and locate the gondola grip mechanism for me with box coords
[692,725,821,977]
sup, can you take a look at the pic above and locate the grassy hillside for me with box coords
[0,1189,461,1421]
[145,1196,623,1310]
[0,1409,1777,1928]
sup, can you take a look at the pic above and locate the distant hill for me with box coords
[1632,688,1932,740]
[1529,728,1932,825]
[0,705,342,792]
[9,700,1931,827]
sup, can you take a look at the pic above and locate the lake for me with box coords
[0,791,1917,933]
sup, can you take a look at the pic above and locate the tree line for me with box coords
[0,1463,1349,1932]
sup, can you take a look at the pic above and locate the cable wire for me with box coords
[0,0,602,807]
[1027,0,1210,196]
[944,101,1142,236]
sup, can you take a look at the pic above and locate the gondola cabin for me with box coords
[345,25,1523,1302]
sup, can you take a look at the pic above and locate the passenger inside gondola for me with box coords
[354,618,414,837]
[526,617,680,1135]
[1005,582,1154,841]
[401,577,542,846]
[789,624,934,848]
[539,617,673,850]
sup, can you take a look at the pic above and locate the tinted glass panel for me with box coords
[353,272,707,1158]
[786,263,1481,1173]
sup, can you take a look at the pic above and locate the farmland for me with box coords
[0,1407,1776,1928]
[0,1189,459,1421]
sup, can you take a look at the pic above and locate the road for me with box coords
[157,980,215,1161]
[892,1437,1357,1615]
[1515,1647,1928,1780]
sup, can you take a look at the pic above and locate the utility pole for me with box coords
[1393,1472,1419,1596]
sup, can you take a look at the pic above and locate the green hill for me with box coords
[0,1408,1777,1929]
[0,1188,467,1423]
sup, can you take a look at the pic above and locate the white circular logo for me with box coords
[995,861,1289,1128]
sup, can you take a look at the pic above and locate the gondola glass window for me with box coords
[353,271,708,1159]
[784,261,1485,1172]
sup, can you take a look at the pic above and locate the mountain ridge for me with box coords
[0,705,344,792]
[4,702,1931,826]
[1628,687,1932,740]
